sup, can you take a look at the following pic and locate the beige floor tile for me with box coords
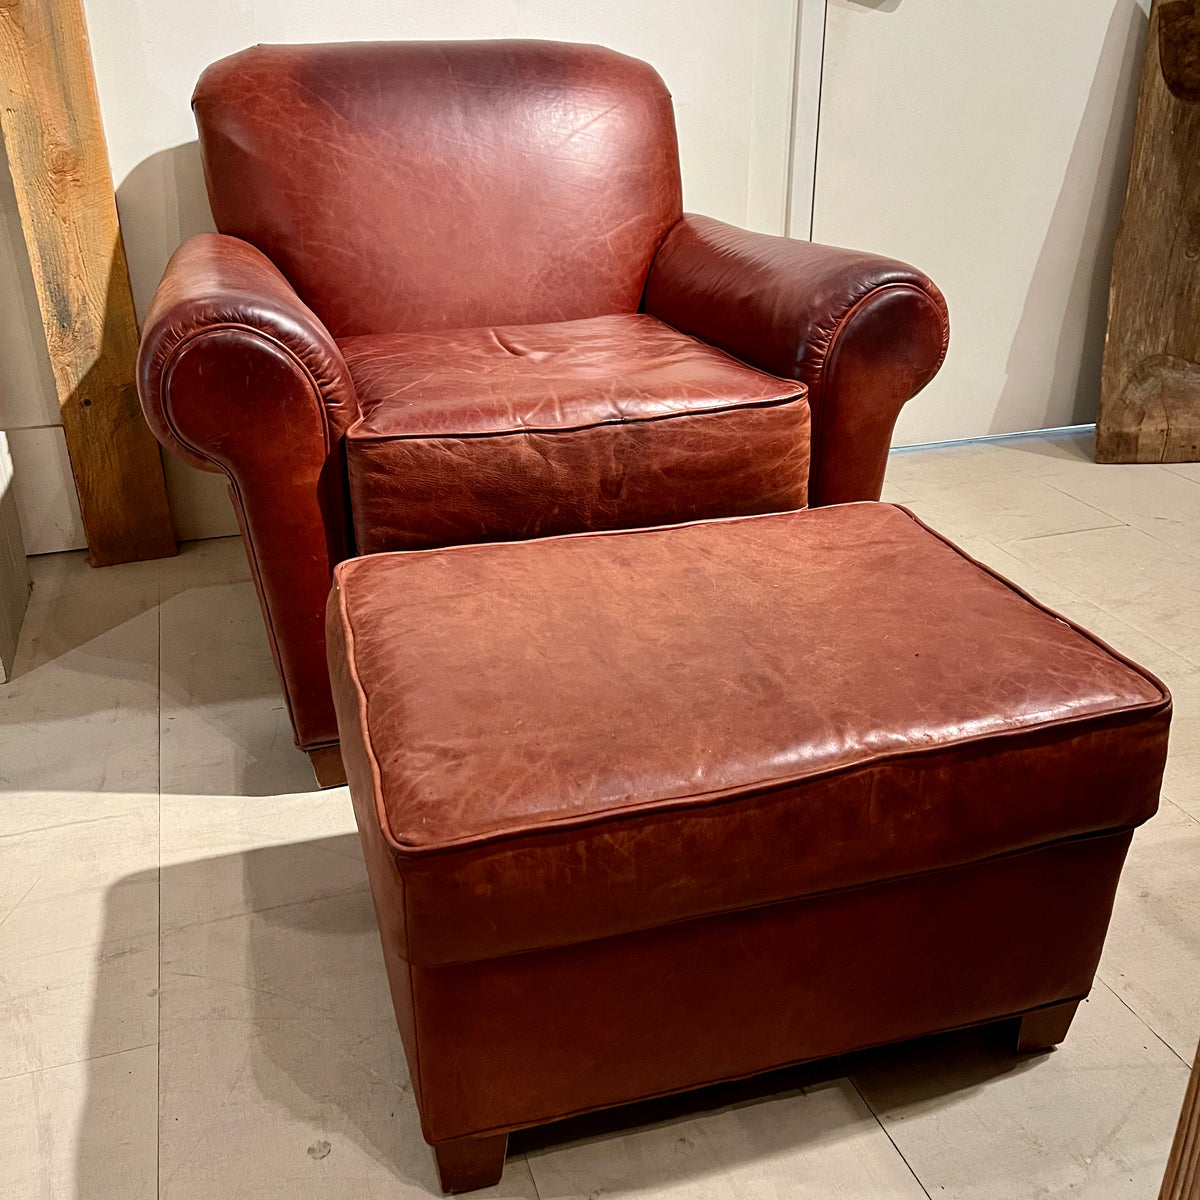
[1001,524,1200,663]
[159,795,363,933]
[3,432,1199,1200]
[1100,798,1200,1063]
[849,981,1189,1199]
[158,871,539,1199]
[1159,670,1200,822]
[879,481,915,504]
[1038,459,1200,557]
[158,535,251,596]
[0,807,158,1078]
[0,562,159,794]
[526,1077,927,1200]
[1162,461,1200,484]
[0,1044,158,1200]
[887,429,1096,490]
[887,472,1121,547]
[159,575,315,797]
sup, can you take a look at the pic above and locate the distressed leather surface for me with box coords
[646,215,950,504]
[328,504,1170,967]
[341,313,810,552]
[193,40,682,337]
[405,832,1133,1140]
[138,40,954,757]
[137,234,359,748]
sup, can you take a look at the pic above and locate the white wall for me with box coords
[0,1,1155,551]
[79,0,800,541]
[812,0,1151,445]
[0,430,31,681]
[0,148,88,555]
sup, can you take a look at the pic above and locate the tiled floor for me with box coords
[1,427,1197,1198]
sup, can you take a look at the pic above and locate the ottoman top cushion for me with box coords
[328,504,1170,964]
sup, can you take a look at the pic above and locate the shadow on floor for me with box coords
[75,835,1047,1198]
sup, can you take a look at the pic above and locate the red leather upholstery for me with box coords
[329,503,1168,966]
[193,41,682,337]
[646,215,950,505]
[341,314,809,552]
[138,40,950,754]
[138,234,357,747]
[326,504,1168,1177]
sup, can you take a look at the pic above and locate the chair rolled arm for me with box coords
[137,233,359,467]
[136,233,360,751]
[645,214,949,505]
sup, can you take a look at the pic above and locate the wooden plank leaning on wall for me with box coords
[0,0,175,565]
[1160,1037,1200,1200]
[1098,0,1200,464]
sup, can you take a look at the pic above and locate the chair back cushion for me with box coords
[193,40,683,337]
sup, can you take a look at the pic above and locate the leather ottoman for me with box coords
[326,503,1171,1193]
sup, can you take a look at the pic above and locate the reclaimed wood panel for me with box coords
[1098,0,1200,463]
[0,0,175,564]
[1160,1037,1200,1200]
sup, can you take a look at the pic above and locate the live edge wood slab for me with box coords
[1099,0,1200,464]
[0,0,175,565]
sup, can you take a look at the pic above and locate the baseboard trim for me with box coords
[893,424,1095,454]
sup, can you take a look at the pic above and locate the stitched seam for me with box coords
[159,324,337,741]
[410,825,1137,968]
[335,504,1168,858]
[348,388,807,443]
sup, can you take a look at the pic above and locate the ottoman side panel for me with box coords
[326,580,423,1104]
[398,707,1169,966]
[347,397,811,555]
[409,830,1134,1142]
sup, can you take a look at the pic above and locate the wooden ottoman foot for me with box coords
[1016,999,1081,1052]
[433,1132,508,1194]
[308,745,347,788]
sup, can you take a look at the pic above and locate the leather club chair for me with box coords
[137,40,950,784]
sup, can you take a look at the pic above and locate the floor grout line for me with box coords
[6,437,1199,1195]
[847,1074,933,1199]
[0,812,152,842]
[522,1149,543,1199]
[156,570,163,1200]
[157,883,372,938]
[1093,977,1192,1070]
[0,1042,159,1084]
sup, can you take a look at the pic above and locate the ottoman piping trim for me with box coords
[345,387,808,442]
[407,824,1140,970]
[333,504,1170,858]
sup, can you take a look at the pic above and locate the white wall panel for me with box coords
[813,0,1151,445]
[0,431,31,680]
[7,427,87,556]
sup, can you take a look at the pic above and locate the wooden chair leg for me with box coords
[1016,999,1081,1052]
[433,1132,508,1194]
[308,744,346,788]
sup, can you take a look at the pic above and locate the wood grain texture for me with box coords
[1160,1037,1200,1200]
[1098,0,1200,464]
[0,0,175,564]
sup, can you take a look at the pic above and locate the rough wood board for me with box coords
[1098,0,1200,464]
[1159,1037,1200,1200]
[0,0,175,564]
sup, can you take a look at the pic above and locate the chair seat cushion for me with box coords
[327,504,1170,967]
[339,313,810,553]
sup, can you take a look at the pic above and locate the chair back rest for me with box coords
[193,40,683,337]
